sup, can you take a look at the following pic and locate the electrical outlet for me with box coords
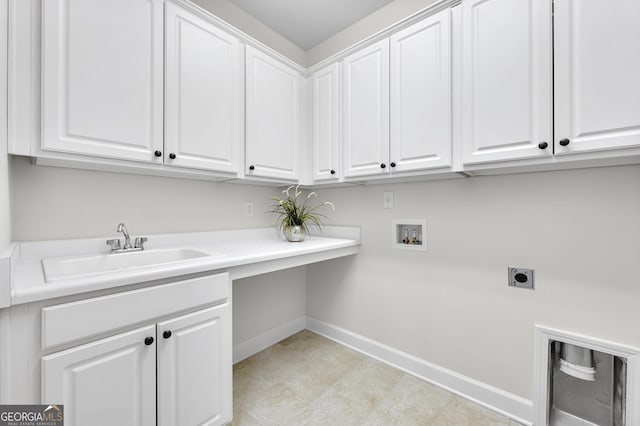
[245,202,254,217]
[508,267,534,290]
[383,191,394,209]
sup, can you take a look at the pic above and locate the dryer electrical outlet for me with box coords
[508,267,534,290]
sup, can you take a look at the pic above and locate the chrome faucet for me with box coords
[117,223,132,249]
[106,223,147,253]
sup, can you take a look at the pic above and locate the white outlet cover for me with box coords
[383,192,394,209]
[245,202,254,217]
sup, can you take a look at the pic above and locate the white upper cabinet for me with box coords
[41,0,164,163]
[554,0,640,155]
[13,0,640,183]
[460,0,552,165]
[343,39,390,178]
[164,2,243,174]
[157,304,232,426]
[390,9,452,172]
[245,45,301,181]
[311,63,340,181]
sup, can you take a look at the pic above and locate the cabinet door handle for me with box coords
[169,153,176,159]
[380,163,386,169]
[390,162,396,168]
[538,142,548,150]
[249,165,255,171]
[144,336,154,346]
[154,150,162,157]
[559,138,570,146]
[330,169,336,175]
[163,330,172,339]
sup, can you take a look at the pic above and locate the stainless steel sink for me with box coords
[42,248,220,282]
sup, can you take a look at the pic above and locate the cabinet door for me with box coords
[554,0,640,155]
[312,63,340,181]
[42,325,156,426]
[157,304,232,426]
[245,46,300,181]
[165,2,243,173]
[390,9,452,172]
[41,0,163,163]
[343,39,390,177]
[460,0,552,165]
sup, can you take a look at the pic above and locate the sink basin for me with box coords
[42,248,220,282]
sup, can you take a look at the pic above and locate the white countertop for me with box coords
[5,226,360,306]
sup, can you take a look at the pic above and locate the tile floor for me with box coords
[232,330,525,425]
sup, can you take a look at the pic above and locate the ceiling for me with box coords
[227,0,396,50]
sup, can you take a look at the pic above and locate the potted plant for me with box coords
[271,185,335,242]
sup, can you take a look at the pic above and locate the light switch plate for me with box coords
[383,192,394,209]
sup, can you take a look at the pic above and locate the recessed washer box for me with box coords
[392,219,426,252]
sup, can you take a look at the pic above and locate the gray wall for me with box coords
[306,165,640,400]
[10,156,277,240]
[233,266,306,346]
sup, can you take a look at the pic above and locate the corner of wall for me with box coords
[306,0,440,66]
[189,0,307,67]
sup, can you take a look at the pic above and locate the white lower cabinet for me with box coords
[157,305,232,426]
[42,304,231,426]
[42,325,157,426]
[40,274,232,426]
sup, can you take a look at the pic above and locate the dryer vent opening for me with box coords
[549,340,627,426]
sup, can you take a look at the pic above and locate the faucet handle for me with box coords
[134,237,148,249]
[106,239,121,252]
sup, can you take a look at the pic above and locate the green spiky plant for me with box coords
[271,185,335,235]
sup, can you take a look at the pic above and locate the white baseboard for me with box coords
[306,317,533,425]
[233,316,306,363]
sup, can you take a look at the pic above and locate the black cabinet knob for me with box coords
[163,330,172,339]
[330,169,336,175]
[154,150,162,157]
[559,138,570,146]
[249,165,255,171]
[144,337,154,346]
[538,142,548,150]
[380,163,386,169]
[169,153,176,159]
[390,162,396,168]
